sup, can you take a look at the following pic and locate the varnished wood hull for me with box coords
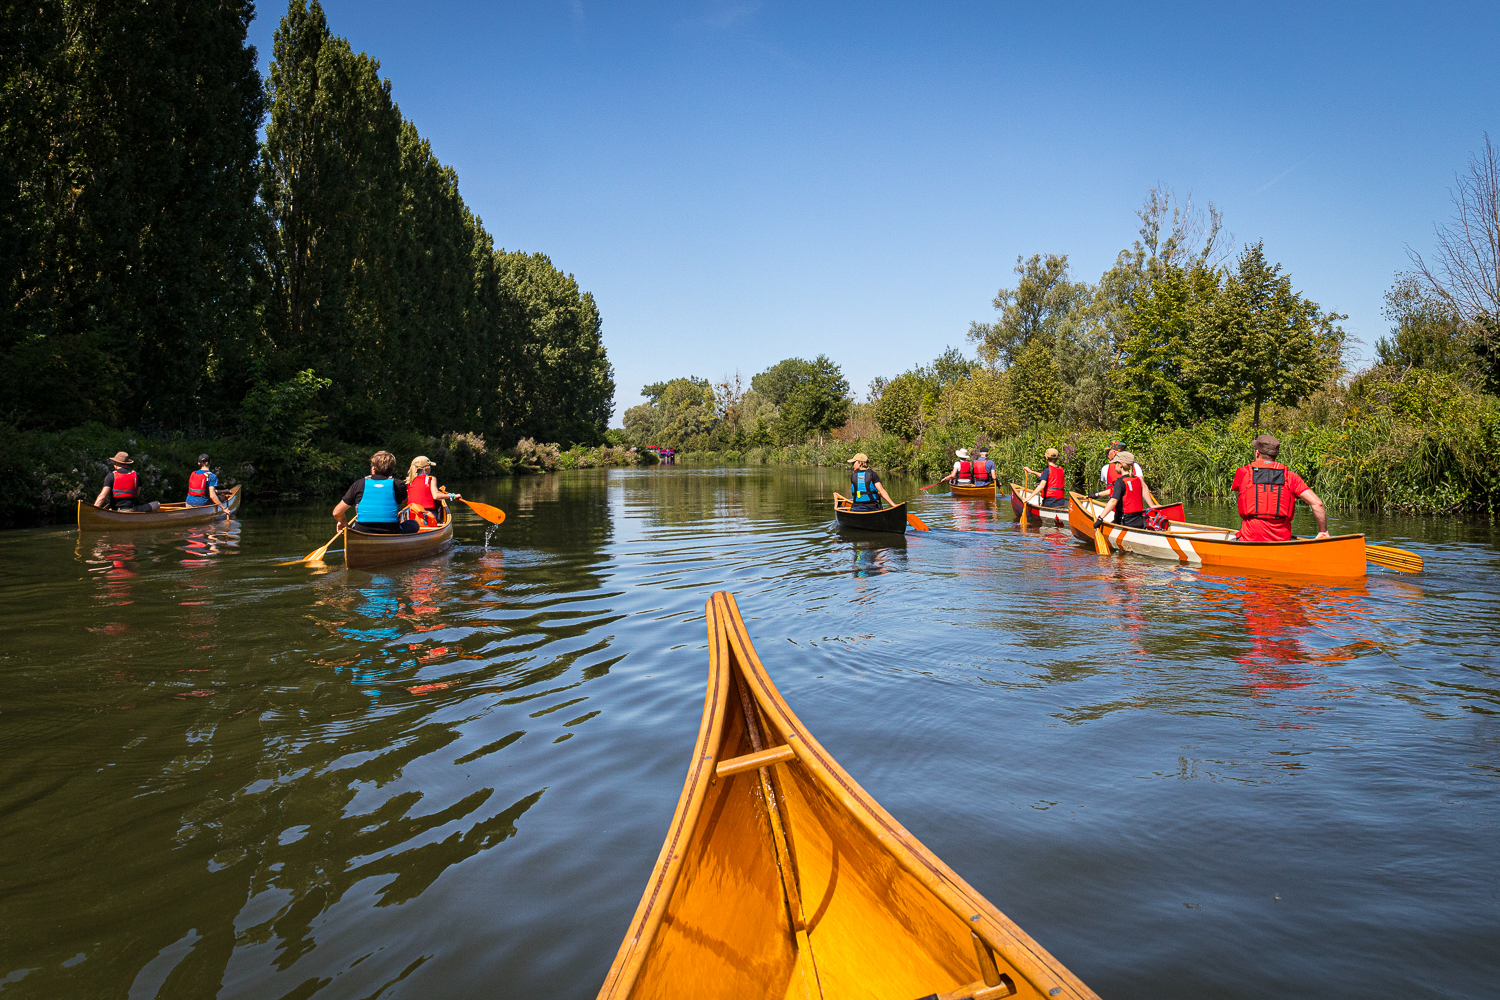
[598,591,1099,1000]
[1067,492,1366,578]
[345,505,453,569]
[949,482,997,500]
[76,485,242,530]
[833,497,908,533]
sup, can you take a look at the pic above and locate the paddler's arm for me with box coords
[1093,497,1118,528]
[332,499,353,530]
[875,481,896,508]
[1299,487,1329,539]
[93,484,111,508]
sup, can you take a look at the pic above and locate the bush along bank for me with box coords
[0,426,654,528]
[674,414,1500,515]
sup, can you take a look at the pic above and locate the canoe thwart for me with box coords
[923,976,1017,1000]
[714,744,797,778]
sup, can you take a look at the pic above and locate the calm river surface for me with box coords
[1,467,1497,999]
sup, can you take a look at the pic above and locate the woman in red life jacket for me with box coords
[184,454,225,509]
[91,451,160,513]
[1022,448,1067,508]
[1093,451,1150,529]
[939,448,976,486]
[1233,433,1328,542]
[404,455,459,527]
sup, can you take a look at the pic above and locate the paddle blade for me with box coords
[1366,543,1423,573]
[1093,526,1111,555]
[462,499,506,525]
[1018,504,1029,528]
[279,528,341,565]
[906,512,929,531]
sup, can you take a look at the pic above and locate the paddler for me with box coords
[92,451,161,512]
[183,454,226,510]
[1022,448,1067,509]
[1093,451,1149,529]
[939,448,975,486]
[1093,441,1156,502]
[404,455,459,527]
[973,446,996,487]
[847,453,896,511]
[333,450,418,535]
[1233,433,1328,541]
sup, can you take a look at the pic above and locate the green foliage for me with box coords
[778,355,852,443]
[1112,262,1220,426]
[874,373,928,440]
[623,378,718,449]
[1375,274,1474,377]
[1005,338,1062,427]
[750,358,813,406]
[968,254,1091,367]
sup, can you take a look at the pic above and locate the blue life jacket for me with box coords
[358,476,399,524]
[851,470,880,508]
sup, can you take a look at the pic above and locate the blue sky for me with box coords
[247,1,1500,422]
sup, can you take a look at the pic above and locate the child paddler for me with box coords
[1022,448,1067,508]
[1093,451,1149,529]
[847,453,896,511]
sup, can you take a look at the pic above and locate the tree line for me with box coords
[2,0,613,448]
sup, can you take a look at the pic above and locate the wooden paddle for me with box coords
[455,496,506,524]
[906,511,929,531]
[1093,523,1112,555]
[917,481,944,491]
[1366,543,1423,573]
[1018,471,1033,528]
[281,516,353,565]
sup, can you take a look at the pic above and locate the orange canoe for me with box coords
[598,591,1098,1000]
[949,482,998,500]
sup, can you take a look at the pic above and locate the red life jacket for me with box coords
[1043,465,1065,499]
[187,470,211,499]
[972,460,991,484]
[1237,460,1297,520]
[956,460,974,484]
[408,474,437,509]
[1119,476,1146,514]
[1105,463,1121,486]
[111,470,137,505]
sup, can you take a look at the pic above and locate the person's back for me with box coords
[334,450,415,535]
[850,468,882,511]
[184,456,219,507]
[1233,433,1328,542]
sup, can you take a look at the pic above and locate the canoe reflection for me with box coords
[838,528,907,577]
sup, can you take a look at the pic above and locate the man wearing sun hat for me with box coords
[939,448,974,486]
[91,451,161,512]
[1233,433,1328,541]
[846,453,896,511]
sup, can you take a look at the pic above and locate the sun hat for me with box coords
[1044,447,1059,459]
[109,451,133,465]
[847,452,869,464]
[413,455,436,468]
[955,448,970,459]
[1115,450,1136,467]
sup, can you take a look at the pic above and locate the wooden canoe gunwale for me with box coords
[76,485,242,531]
[1009,482,1069,525]
[344,503,453,570]
[597,591,1098,1000]
[833,492,908,533]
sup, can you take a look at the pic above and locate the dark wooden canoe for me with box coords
[345,503,453,569]
[832,493,907,533]
[77,485,242,531]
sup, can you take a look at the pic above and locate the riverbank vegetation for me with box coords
[618,162,1500,514]
[2,0,615,524]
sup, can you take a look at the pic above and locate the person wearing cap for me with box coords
[939,448,976,486]
[1094,441,1151,499]
[1093,451,1149,529]
[92,452,161,512]
[1022,448,1067,508]
[183,454,225,509]
[334,450,417,535]
[847,453,896,511]
[973,446,996,486]
[404,455,460,527]
[1233,434,1328,542]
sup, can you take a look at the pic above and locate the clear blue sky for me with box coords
[247,1,1500,422]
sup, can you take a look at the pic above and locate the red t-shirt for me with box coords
[1232,464,1309,541]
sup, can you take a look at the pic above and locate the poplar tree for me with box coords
[1005,337,1062,427]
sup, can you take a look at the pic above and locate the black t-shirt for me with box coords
[1110,478,1148,527]
[343,476,408,507]
[102,469,141,510]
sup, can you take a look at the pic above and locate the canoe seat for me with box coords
[714,744,796,778]
[915,974,1015,1000]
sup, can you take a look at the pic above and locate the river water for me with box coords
[1,467,1496,999]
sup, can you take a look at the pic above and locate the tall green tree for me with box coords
[968,254,1090,367]
[779,354,851,442]
[1111,262,1221,425]
[1375,273,1473,377]
[1005,337,1062,427]
[1186,242,1328,428]
[1,0,265,429]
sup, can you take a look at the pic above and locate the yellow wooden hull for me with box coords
[949,482,997,500]
[598,591,1098,1000]
[76,485,242,530]
[345,504,453,569]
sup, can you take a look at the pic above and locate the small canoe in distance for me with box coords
[345,503,453,570]
[949,482,998,500]
[597,590,1099,1000]
[833,492,907,533]
[77,485,242,531]
[1013,482,1185,527]
[1067,492,1366,578]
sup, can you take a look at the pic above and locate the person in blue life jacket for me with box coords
[92,451,160,512]
[333,450,418,535]
[1022,448,1067,508]
[183,454,226,509]
[846,453,896,511]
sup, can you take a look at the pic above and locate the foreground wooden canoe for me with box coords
[1013,483,1184,527]
[833,493,908,533]
[949,482,998,500]
[598,591,1098,1000]
[1067,492,1366,578]
[345,503,453,569]
[77,485,242,531]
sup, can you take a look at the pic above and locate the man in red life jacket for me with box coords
[1233,433,1328,542]
[940,448,976,486]
[1093,451,1149,529]
[92,451,160,512]
[972,447,995,486]
[1022,448,1067,508]
[1093,442,1156,502]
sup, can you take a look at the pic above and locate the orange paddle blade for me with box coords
[905,511,929,531]
[280,525,344,565]
[461,498,506,524]
[1093,526,1111,555]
